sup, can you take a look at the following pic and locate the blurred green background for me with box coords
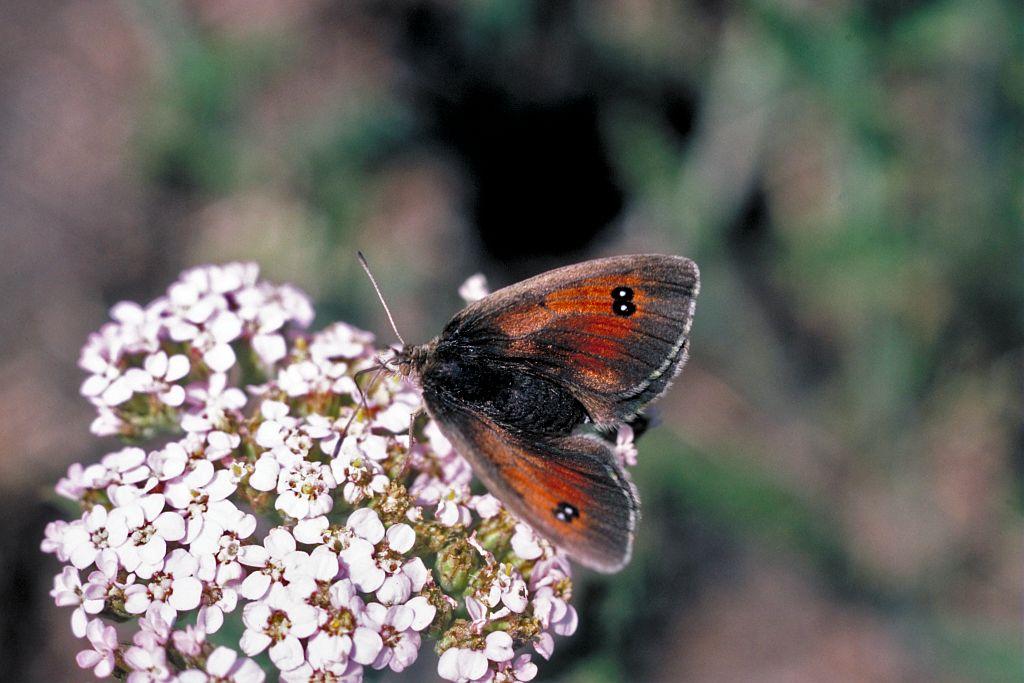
[1,1,1021,681]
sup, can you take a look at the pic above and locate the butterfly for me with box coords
[367,254,699,572]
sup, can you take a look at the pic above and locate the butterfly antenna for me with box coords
[358,251,406,346]
[332,364,389,458]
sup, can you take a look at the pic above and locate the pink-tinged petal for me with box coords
[437,648,461,681]
[465,596,486,622]
[204,343,236,372]
[137,494,164,521]
[93,656,115,678]
[169,577,202,611]
[403,558,430,591]
[165,354,190,382]
[534,633,554,660]
[76,650,102,669]
[198,605,224,634]
[160,385,186,406]
[390,632,421,671]
[385,524,415,554]
[514,654,538,681]
[458,648,489,680]
[205,647,237,676]
[554,606,578,636]
[349,560,386,594]
[327,579,357,608]
[153,512,186,541]
[249,456,279,491]
[240,630,272,656]
[53,588,80,608]
[406,596,436,631]
[387,604,414,632]
[139,537,167,566]
[265,527,296,557]
[309,547,340,581]
[351,627,383,665]
[289,604,319,639]
[240,571,271,600]
[96,550,120,578]
[123,588,150,614]
[165,548,199,576]
[205,470,237,501]
[269,636,305,671]
[101,377,133,405]
[234,658,266,683]
[376,574,411,606]
[238,544,269,567]
[306,631,346,669]
[485,631,514,662]
[293,516,328,544]
[346,508,385,543]
[70,609,90,638]
[372,647,394,671]
[80,375,109,398]
[242,602,271,630]
[253,333,287,364]
[69,543,98,570]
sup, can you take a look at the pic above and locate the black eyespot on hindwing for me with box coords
[553,501,580,523]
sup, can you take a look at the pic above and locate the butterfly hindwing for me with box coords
[421,379,638,572]
[442,254,699,424]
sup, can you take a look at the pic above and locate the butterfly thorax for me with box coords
[392,341,436,381]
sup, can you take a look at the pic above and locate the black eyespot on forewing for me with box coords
[611,286,634,301]
[553,501,580,523]
[612,300,636,317]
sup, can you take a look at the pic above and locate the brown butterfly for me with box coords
[364,254,699,572]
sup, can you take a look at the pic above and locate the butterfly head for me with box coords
[391,342,434,381]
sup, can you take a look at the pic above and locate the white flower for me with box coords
[190,503,256,584]
[485,654,539,682]
[123,548,203,617]
[41,519,71,560]
[178,646,265,683]
[182,373,247,433]
[238,527,310,601]
[63,505,127,572]
[123,639,173,681]
[510,524,543,561]
[122,351,190,407]
[76,620,118,678]
[171,623,207,658]
[240,586,319,671]
[275,460,337,520]
[303,578,382,670]
[110,494,186,576]
[437,632,515,683]
[51,567,105,637]
[340,516,424,601]
[164,468,237,544]
[331,438,390,505]
[365,598,435,672]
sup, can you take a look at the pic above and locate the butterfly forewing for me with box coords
[443,255,699,424]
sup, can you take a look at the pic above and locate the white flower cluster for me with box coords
[44,263,583,682]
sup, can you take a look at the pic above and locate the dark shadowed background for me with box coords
[1,1,1021,681]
